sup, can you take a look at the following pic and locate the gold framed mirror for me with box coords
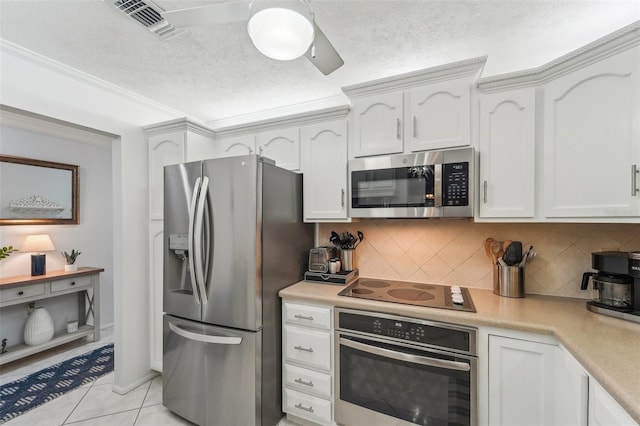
[0,155,79,225]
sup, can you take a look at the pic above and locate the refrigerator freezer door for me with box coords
[200,156,261,330]
[163,314,260,426]
[164,161,203,322]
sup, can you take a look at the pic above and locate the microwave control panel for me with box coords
[442,162,469,206]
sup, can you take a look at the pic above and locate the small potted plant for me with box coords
[61,249,82,272]
[0,246,17,260]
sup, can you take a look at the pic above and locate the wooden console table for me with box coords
[0,267,103,365]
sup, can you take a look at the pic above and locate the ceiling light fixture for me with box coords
[247,1,315,61]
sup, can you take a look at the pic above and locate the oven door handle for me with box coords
[340,337,471,372]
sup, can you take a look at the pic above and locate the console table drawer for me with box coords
[0,283,46,304]
[51,276,91,293]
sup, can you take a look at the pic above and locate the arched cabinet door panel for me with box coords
[148,131,185,220]
[257,127,300,171]
[351,92,404,157]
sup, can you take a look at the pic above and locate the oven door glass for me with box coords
[338,335,473,426]
[351,165,435,209]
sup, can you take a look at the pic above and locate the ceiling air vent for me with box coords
[113,0,183,39]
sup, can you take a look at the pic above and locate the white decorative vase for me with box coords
[24,307,55,346]
[64,264,77,272]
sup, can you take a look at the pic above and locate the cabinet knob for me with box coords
[70,282,76,286]
[18,291,24,296]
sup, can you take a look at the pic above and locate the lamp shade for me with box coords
[247,1,314,61]
[21,234,55,253]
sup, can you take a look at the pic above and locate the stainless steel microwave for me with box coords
[348,147,474,218]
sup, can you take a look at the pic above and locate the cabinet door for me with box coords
[148,131,184,220]
[543,46,640,217]
[407,77,471,152]
[589,379,638,426]
[149,220,164,372]
[351,92,404,157]
[301,120,348,221]
[479,88,535,217]
[216,134,256,158]
[557,348,589,426]
[488,335,558,426]
[257,127,300,171]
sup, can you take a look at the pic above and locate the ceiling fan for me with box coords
[161,0,344,75]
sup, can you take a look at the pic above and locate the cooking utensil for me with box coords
[503,241,523,266]
[490,240,504,261]
[484,238,496,262]
[519,245,534,267]
[329,231,340,247]
[353,231,364,249]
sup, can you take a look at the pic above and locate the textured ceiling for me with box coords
[0,0,639,127]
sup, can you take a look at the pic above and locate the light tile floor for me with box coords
[0,327,193,425]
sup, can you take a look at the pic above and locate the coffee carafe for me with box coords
[581,251,640,323]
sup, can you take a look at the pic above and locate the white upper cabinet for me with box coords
[543,45,640,218]
[478,88,536,218]
[257,127,301,171]
[351,92,404,157]
[216,133,256,158]
[406,77,471,152]
[301,119,349,221]
[145,119,216,220]
[344,57,486,159]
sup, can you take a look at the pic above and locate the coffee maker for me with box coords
[581,251,640,323]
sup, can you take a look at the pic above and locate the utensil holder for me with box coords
[493,264,525,298]
[341,249,355,272]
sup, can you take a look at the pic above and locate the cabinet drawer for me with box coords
[284,388,332,425]
[284,363,332,398]
[284,325,331,371]
[284,302,331,330]
[51,276,91,293]
[0,283,46,304]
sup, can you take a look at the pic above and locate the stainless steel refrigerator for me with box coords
[162,155,313,426]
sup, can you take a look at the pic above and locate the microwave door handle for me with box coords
[339,337,470,372]
[193,176,209,305]
[434,163,443,207]
[169,322,242,345]
[188,177,202,305]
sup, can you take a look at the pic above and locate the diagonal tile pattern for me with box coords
[320,220,640,298]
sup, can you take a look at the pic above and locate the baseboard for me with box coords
[112,371,158,395]
[100,322,114,331]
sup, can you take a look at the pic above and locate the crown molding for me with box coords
[143,117,215,138]
[0,104,118,146]
[342,56,488,98]
[0,39,190,120]
[477,20,640,92]
[207,94,350,130]
[213,104,351,137]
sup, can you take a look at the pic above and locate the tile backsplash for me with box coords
[318,220,640,299]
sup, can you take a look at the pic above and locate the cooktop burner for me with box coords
[338,278,476,312]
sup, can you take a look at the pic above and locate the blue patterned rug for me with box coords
[0,344,114,424]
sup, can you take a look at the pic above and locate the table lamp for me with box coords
[21,234,55,276]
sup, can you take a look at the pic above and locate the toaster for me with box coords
[308,246,337,272]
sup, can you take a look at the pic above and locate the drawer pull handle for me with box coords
[294,378,314,387]
[294,314,314,321]
[294,403,314,413]
[294,345,314,353]
[18,291,24,296]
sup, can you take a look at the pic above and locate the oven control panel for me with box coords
[340,312,473,354]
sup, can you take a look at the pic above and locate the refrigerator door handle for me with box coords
[188,177,203,305]
[168,322,242,345]
[193,176,209,305]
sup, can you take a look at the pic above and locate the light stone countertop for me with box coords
[280,280,640,423]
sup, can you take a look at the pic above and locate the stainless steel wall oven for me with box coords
[335,309,477,426]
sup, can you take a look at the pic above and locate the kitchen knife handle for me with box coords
[341,188,345,208]
[483,180,488,204]
[396,118,401,140]
[632,164,639,196]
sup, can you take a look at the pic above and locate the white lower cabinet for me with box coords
[589,379,638,426]
[486,331,637,426]
[488,334,558,426]
[282,301,334,425]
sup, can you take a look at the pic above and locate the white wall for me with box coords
[0,125,114,326]
[0,40,187,392]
